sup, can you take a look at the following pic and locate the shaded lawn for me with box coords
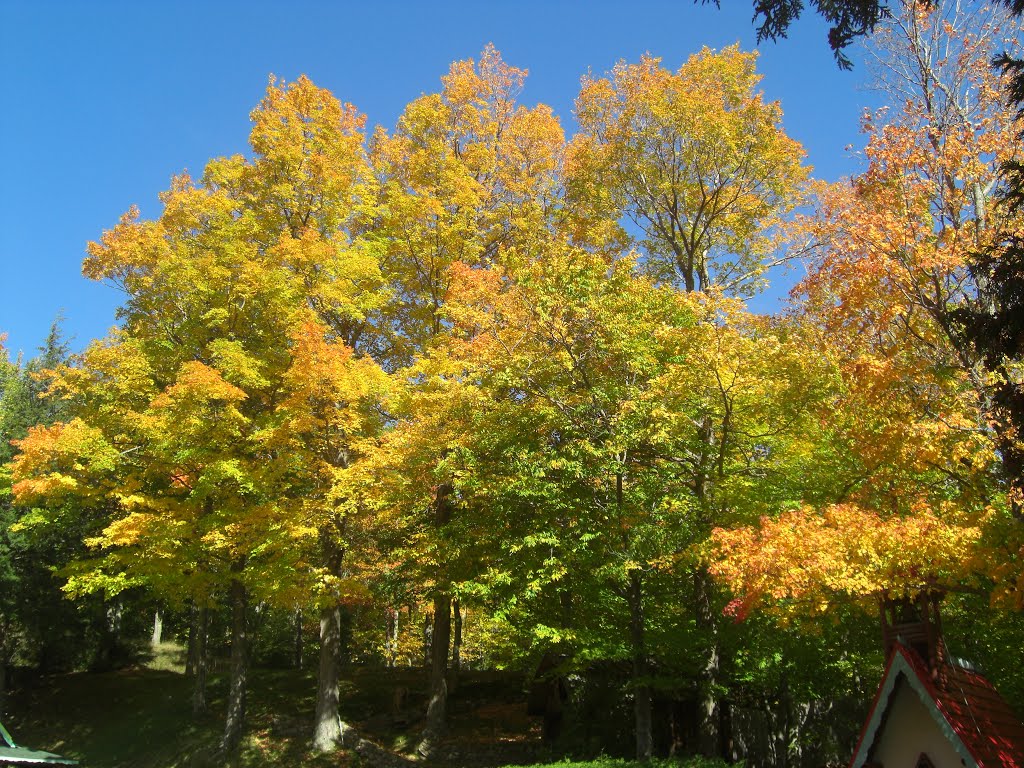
[6,659,344,767]
[3,646,725,768]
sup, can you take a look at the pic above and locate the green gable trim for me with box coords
[0,745,77,765]
[0,721,76,765]
[851,649,977,768]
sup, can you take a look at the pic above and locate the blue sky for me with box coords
[0,0,879,357]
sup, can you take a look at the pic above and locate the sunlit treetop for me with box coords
[567,45,808,296]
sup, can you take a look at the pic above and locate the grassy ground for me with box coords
[4,643,534,767]
[2,645,725,768]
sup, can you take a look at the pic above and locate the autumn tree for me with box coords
[768,0,1024,596]
[567,45,808,296]
[371,43,563,364]
[563,45,809,755]
[11,75,384,754]
[368,44,564,754]
[707,2,1024,684]
[266,319,388,751]
[800,0,1023,368]
[363,234,833,758]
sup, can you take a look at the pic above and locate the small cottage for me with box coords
[851,593,1024,768]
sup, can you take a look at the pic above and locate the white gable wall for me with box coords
[872,678,968,768]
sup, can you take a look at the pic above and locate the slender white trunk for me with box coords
[151,610,163,647]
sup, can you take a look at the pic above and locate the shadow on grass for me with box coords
[5,661,574,768]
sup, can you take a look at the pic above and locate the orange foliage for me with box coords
[709,503,984,620]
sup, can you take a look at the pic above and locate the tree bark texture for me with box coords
[417,481,454,757]
[417,592,451,757]
[92,597,123,671]
[385,607,398,668]
[629,571,653,761]
[312,525,351,752]
[695,565,722,758]
[186,603,197,677]
[312,604,347,752]
[221,577,249,752]
[151,609,162,647]
[191,604,209,717]
[294,609,303,669]
[450,598,463,691]
[0,646,6,718]
[422,609,433,669]
[0,618,10,717]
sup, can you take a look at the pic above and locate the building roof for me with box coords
[851,644,1024,768]
[0,721,76,766]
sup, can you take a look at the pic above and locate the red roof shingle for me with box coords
[852,644,1024,768]
[901,645,1024,768]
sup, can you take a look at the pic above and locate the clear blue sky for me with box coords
[0,0,878,358]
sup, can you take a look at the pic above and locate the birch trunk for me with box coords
[151,609,162,647]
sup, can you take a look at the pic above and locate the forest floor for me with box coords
[3,643,689,768]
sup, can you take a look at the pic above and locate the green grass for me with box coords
[505,760,730,768]
[6,644,344,768]
[4,646,730,768]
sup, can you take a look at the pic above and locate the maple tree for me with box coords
[367,44,565,754]
[17,30,1024,761]
[361,233,834,757]
[709,503,985,619]
[567,45,808,296]
[370,42,563,364]
[708,0,1024,630]
[562,43,813,754]
[266,319,388,750]
[11,75,384,752]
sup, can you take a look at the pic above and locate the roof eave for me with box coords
[850,646,979,768]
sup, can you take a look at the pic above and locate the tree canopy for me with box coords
[5,6,1024,762]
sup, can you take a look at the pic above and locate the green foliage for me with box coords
[506,759,731,768]
[0,321,134,674]
[7,18,1024,762]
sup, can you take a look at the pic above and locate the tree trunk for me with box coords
[385,607,398,668]
[221,577,249,752]
[629,572,653,761]
[186,602,197,677]
[191,604,209,717]
[0,639,7,718]
[294,609,303,669]
[93,597,123,671]
[417,481,454,757]
[417,592,451,757]
[151,609,163,647]
[0,618,11,717]
[450,599,463,692]
[696,566,721,758]
[312,524,350,752]
[422,609,433,668]
[312,604,348,751]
